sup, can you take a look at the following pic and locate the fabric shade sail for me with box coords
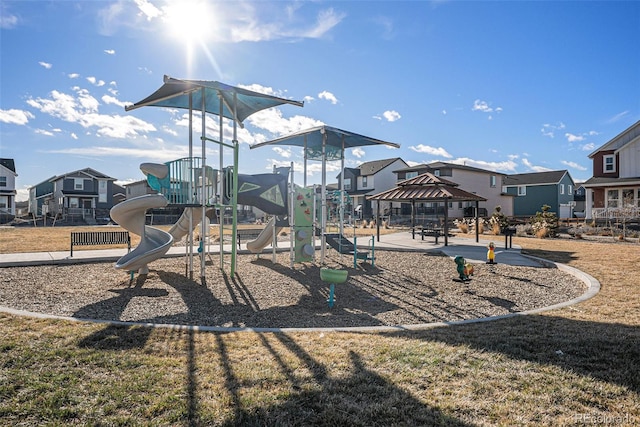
[126,75,304,124]
[250,125,399,160]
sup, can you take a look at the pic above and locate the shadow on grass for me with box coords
[216,340,471,426]
[389,314,640,394]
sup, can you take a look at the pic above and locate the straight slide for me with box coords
[246,217,283,253]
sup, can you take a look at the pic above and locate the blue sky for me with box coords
[1,0,639,201]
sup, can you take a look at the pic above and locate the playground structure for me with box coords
[115,77,400,286]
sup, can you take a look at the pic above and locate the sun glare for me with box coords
[162,1,215,45]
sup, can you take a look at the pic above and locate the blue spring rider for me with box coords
[320,268,348,308]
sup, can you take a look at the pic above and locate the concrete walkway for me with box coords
[0,231,543,268]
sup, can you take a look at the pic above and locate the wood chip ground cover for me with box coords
[0,250,586,329]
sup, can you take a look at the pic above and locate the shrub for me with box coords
[489,206,510,234]
[530,204,558,238]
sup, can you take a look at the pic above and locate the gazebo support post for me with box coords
[444,198,449,246]
[376,202,381,242]
[411,200,416,239]
[475,200,480,243]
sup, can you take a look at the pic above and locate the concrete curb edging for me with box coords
[0,256,600,334]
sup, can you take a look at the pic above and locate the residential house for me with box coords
[582,120,640,221]
[503,170,576,218]
[28,168,121,223]
[0,158,18,222]
[124,179,156,199]
[336,157,409,219]
[393,162,513,218]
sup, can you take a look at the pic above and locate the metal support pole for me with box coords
[231,92,239,275]
[200,88,207,281]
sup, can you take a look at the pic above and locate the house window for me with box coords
[622,189,634,208]
[69,197,79,208]
[637,189,640,208]
[559,184,565,195]
[362,176,368,188]
[406,171,418,179]
[458,202,463,209]
[0,196,7,209]
[100,181,106,189]
[517,186,526,196]
[606,189,619,208]
[343,178,351,191]
[434,169,440,177]
[490,175,496,188]
[74,178,84,190]
[568,185,573,194]
[603,155,616,173]
[99,194,107,203]
[0,176,6,187]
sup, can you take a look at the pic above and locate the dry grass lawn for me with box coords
[0,227,638,425]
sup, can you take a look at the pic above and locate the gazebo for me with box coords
[367,172,487,245]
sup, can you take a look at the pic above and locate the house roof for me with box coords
[588,120,640,158]
[358,157,405,176]
[503,170,571,186]
[394,161,506,176]
[49,168,116,182]
[582,176,640,188]
[0,158,16,174]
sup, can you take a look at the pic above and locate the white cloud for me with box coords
[134,0,162,20]
[272,147,292,158]
[606,110,629,124]
[382,110,401,122]
[351,147,365,158]
[450,157,518,173]
[86,76,106,87]
[68,73,80,79]
[318,91,338,104]
[0,109,35,125]
[102,94,128,108]
[104,49,116,55]
[541,122,565,138]
[0,10,18,29]
[442,110,447,115]
[565,132,585,142]
[303,8,346,39]
[46,145,189,162]
[472,99,501,114]
[247,108,324,138]
[39,61,52,69]
[561,160,587,171]
[35,128,54,136]
[303,95,315,103]
[409,144,452,158]
[581,143,595,151]
[26,88,157,139]
[71,133,78,140]
[521,158,552,172]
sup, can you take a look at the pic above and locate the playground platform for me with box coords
[0,231,543,268]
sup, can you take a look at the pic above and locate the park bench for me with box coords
[70,231,131,256]
[236,228,265,249]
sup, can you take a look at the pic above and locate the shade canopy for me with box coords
[250,125,399,160]
[125,75,304,124]
[368,172,487,203]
